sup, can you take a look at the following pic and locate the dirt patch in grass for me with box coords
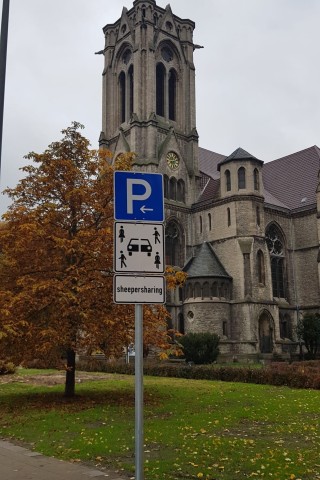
[0,371,123,386]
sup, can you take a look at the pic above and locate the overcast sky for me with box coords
[1,0,319,215]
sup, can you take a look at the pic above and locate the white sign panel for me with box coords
[114,222,165,273]
[114,275,166,304]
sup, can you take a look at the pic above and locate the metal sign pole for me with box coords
[135,303,144,480]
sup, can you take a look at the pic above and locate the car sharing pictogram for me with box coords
[114,222,165,273]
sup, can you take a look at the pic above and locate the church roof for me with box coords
[198,145,320,210]
[262,145,320,210]
[217,147,263,171]
[183,242,231,279]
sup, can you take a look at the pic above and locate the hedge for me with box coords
[77,358,320,390]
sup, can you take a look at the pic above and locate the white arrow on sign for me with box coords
[140,206,153,214]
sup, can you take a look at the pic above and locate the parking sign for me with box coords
[114,171,164,222]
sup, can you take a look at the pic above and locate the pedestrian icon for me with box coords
[114,222,164,273]
[154,252,161,269]
[119,225,125,243]
[119,251,127,268]
[153,227,161,244]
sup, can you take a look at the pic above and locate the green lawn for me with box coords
[0,370,319,479]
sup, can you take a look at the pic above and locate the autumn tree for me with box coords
[0,123,186,396]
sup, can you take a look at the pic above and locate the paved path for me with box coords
[0,440,130,480]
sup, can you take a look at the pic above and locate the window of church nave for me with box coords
[208,213,212,230]
[178,313,185,334]
[194,282,201,297]
[202,282,210,297]
[266,224,286,298]
[257,250,265,285]
[168,69,177,121]
[156,63,165,116]
[177,180,185,202]
[118,63,134,124]
[119,72,126,123]
[222,320,228,337]
[156,59,178,121]
[227,207,231,226]
[256,206,261,226]
[254,168,260,191]
[169,177,177,200]
[225,169,231,191]
[163,175,169,198]
[199,215,203,233]
[165,221,183,266]
[238,167,246,190]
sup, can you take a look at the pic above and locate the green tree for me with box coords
[296,313,320,359]
[179,332,220,364]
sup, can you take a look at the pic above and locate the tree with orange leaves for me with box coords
[0,122,186,397]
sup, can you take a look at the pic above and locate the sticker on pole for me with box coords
[114,171,164,222]
[114,275,166,304]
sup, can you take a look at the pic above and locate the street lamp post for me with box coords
[0,0,10,176]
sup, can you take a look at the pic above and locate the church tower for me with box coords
[99,0,201,213]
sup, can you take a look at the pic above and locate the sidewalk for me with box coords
[0,439,130,480]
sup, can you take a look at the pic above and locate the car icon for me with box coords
[127,238,139,255]
[127,238,152,256]
[140,238,152,256]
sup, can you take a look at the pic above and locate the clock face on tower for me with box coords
[166,152,180,170]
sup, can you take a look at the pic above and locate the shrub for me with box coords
[178,332,220,364]
[0,360,16,375]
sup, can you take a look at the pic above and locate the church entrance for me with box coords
[259,311,274,353]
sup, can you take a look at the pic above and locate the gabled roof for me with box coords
[184,242,231,278]
[217,147,263,171]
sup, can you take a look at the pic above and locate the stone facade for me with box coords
[100,0,320,359]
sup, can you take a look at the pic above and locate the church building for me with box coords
[99,0,320,359]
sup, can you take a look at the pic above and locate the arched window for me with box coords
[156,63,165,116]
[266,224,286,298]
[222,321,228,337]
[280,313,291,339]
[203,282,210,298]
[200,216,202,233]
[119,72,126,123]
[211,282,218,297]
[257,250,265,285]
[238,167,246,189]
[165,221,183,266]
[225,169,231,191]
[187,283,193,298]
[227,207,231,226]
[194,282,201,297]
[128,65,134,118]
[168,69,177,121]
[177,179,185,202]
[163,175,169,199]
[254,168,260,191]
[178,313,185,334]
[208,213,212,231]
[169,177,177,200]
[256,206,261,226]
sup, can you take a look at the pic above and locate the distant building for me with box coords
[99,0,320,359]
